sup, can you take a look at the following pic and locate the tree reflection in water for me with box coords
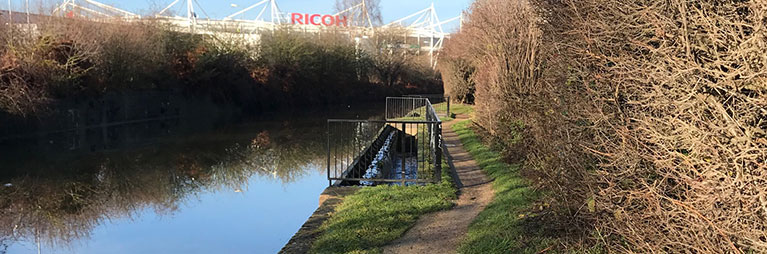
[0,117,347,250]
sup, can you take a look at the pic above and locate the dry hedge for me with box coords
[437,57,475,104]
[445,0,767,252]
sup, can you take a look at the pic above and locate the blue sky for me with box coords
[6,0,470,31]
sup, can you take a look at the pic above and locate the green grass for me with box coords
[448,103,475,116]
[389,102,474,122]
[434,103,474,121]
[452,120,551,254]
[389,116,425,121]
[311,158,456,254]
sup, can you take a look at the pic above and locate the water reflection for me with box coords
[0,107,380,252]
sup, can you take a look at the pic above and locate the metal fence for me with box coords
[405,94,450,118]
[386,96,446,121]
[327,97,443,186]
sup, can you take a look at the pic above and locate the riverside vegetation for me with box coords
[311,156,455,254]
[440,0,767,252]
[451,119,545,254]
[307,103,473,254]
[0,18,441,119]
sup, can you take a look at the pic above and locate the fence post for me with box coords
[434,122,442,183]
[447,96,451,118]
[385,98,389,120]
[327,120,332,187]
[401,122,407,186]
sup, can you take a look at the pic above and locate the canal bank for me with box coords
[278,187,360,254]
[280,103,478,253]
[279,154,456,254]
[382,115,494,254]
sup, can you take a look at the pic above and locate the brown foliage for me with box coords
[437,56,474,103]
[444,0,767,252]
[0,20,441,117]
[545,0,767,252]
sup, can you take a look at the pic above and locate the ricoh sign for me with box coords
[290,13,349,27]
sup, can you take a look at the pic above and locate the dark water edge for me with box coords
[0,96,383,253]
[0,91,385,142]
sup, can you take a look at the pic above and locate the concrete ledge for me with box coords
[279,186,360,254]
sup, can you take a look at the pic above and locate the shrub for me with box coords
[438,57,474,104]
[442,0,767,252]
[96,23,167,91]
[1,16,443,119]
[541,0,767,252]
[1,21,441,117]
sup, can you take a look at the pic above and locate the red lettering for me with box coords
[290,13,349,27]
[291,13,303,24]
[335,15,348,27]
[322,15,335,26]
[310,14,321,25]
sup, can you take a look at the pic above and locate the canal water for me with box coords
[0,105,381,254]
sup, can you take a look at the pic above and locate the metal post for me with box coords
[7,0,11,24]
[434,122,442,183]
[327,120,331,186]
[447,96,451,118]
[385,98,389,120]
[401,122,406,186]
[270,0,278,25]
[35,228,40,254]
[5,0,12,47]
[417,33,421,55]
[186,0,195,30]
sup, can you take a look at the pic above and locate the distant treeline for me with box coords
[0,19,441,118]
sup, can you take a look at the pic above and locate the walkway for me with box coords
[382,115,495,254]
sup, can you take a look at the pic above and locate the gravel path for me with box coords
[382,116,495,254]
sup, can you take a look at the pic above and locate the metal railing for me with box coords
[386,96,446,121]
[404,94,450,118]
[327,97,443,186]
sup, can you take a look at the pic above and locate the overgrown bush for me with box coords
[546,0,767,252]
[437,57,474,104]
[96,23,167,91]
[443,0,767,252]
[398,55,441,91]
[1,23,95,115]
[258,30,362,106]
[0,20,440,117]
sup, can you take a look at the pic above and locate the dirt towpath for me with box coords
[382,116,495,254]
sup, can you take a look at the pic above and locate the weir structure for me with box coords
[326,97,448,186]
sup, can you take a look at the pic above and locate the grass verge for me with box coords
[452,120,550,254]
[434,103,474,121]
[310,158,456,254]
[447,103,475,116]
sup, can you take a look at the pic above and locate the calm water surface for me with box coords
[0,106,380,254]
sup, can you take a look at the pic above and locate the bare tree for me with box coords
[334,0,382,27]
[368,27,411,86]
